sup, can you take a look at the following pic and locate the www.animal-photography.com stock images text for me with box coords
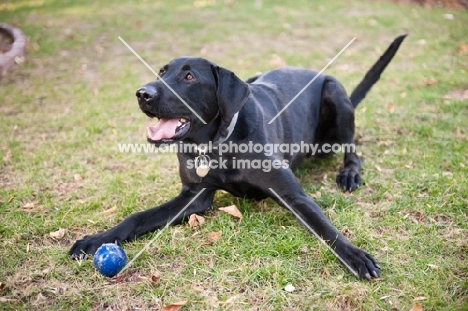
[1,1,467,310]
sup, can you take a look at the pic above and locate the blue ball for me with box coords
[93,243,127,277]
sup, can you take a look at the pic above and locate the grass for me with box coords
[1,0,467,309]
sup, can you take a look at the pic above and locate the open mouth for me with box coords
[147,117,191,143]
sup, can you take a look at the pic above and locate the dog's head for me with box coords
[136,57,250,146]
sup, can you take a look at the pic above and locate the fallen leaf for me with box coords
[459,44,468,54]
[188,214,205,227]
[423,77,437,86]
[150,272,161,286]
[135,275,149,282]
[223,295,238,304]
[270,54,286,67]
[445,89,468,101]
[410,303,423,311]
[2,149,11,162]
[414,296,427,301]
[163,300,187,311]
[312,191,321,199]
[377,140,392,147]
[0,297,16,303]
[341,227,352,236]
[207,230,222,242]
[109,270,137,284]
[452,127,467,139]
[99,205,117,215]
[443,13,454,20]
[14,56,25,64]
[219,205,242,219]
[49,228,66,240]
[23,202,35,209]
[284,284,295,292]
[74,173,82,181]
[0,282,5,291]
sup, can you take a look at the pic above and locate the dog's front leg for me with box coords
[265,171,380,280]
[69,185,215,258]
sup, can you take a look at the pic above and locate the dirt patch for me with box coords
[391,0,468,9]
[445,89,468,101]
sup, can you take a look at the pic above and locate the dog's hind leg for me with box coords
[318,77,361,192]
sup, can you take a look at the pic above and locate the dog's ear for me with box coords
[211,65,250,142]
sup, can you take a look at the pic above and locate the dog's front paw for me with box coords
[69,233,118,260]
[340,244,381,280]
[336,168,361,192]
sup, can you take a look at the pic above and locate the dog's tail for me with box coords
[349,34,407,107]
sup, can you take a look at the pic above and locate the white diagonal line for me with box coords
[268,37,356,124]
[268,187,359,278]
[118,36,207,124]
[119,188,206,274]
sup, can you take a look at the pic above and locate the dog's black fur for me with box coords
[70,35,406,280]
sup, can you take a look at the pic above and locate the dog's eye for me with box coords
[186,73,194,81]
[159,69,166,77]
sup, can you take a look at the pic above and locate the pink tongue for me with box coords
[147,118,179,141]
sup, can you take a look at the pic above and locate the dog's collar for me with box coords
[214,111,239,145]
[195,145,211,178]
[194,112,238,178]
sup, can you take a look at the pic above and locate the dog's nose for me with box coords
[136,86,157,101]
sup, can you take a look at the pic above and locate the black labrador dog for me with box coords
[70,35,406,280]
